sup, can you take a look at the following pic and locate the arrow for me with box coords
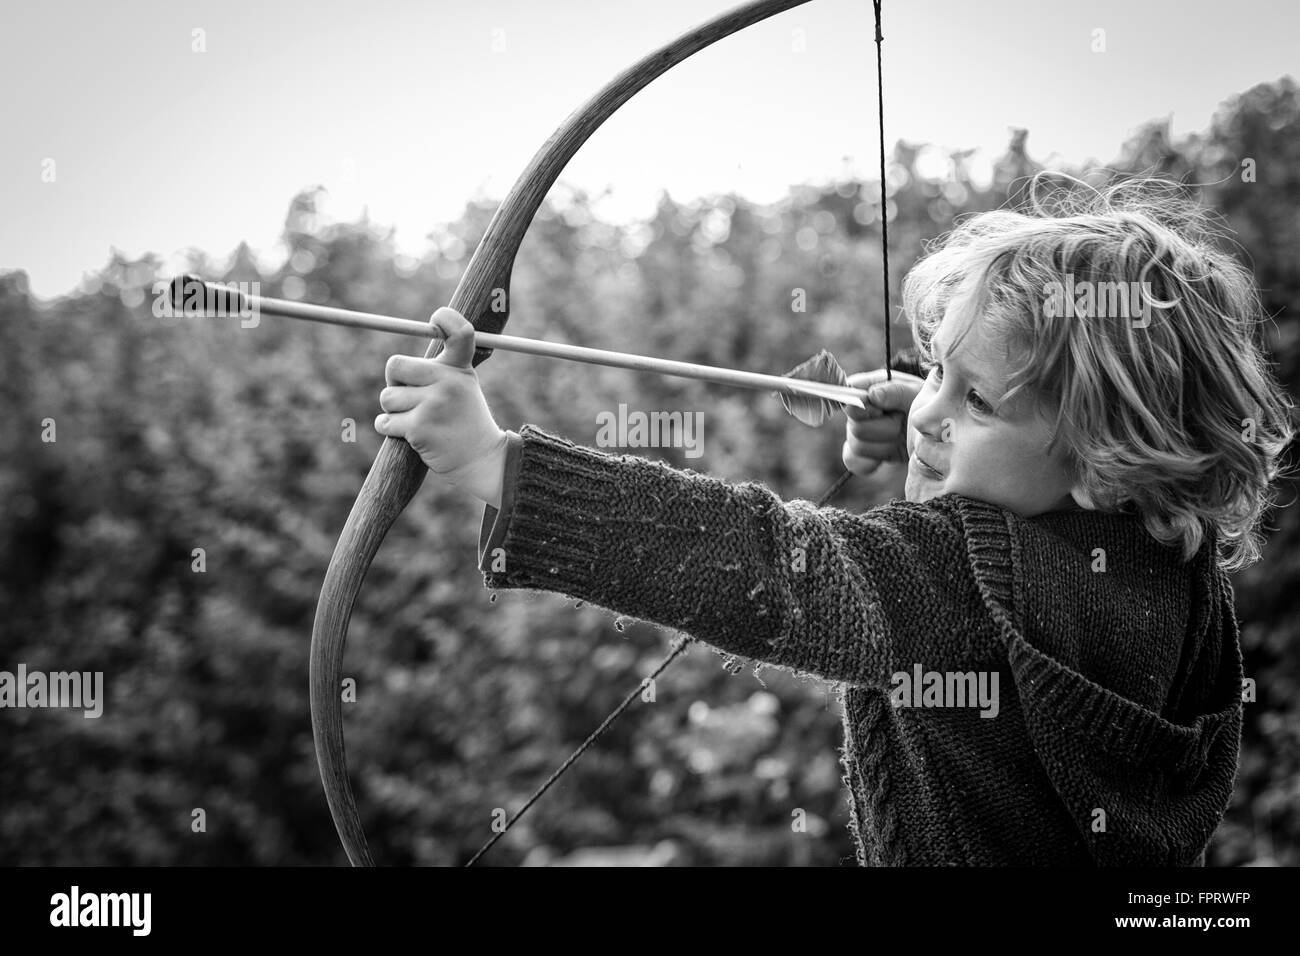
[169,276,868,416]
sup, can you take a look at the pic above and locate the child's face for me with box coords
[905,305,1080,516]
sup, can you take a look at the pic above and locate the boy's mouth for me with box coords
[911,452,944,480]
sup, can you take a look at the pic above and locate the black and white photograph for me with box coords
[1,0,1297,932]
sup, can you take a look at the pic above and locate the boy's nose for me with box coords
[908,393,948,440]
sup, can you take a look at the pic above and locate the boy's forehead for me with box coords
[933,305,1007,373]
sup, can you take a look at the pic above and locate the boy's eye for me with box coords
[926,361,992,414]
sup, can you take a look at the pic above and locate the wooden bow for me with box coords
[310,0,816,866]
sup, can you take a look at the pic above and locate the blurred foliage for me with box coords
[1,77,1298,866]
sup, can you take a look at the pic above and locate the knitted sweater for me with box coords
[476,426,1244,866]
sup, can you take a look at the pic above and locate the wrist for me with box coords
[442,430,509,508]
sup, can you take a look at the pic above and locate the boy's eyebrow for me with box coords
[929,333,1001,397]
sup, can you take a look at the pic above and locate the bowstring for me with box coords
[465,633,692,867]
[816,0,892,509]
[465,0,890,866]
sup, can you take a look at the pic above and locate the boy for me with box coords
[374,183,1292,865]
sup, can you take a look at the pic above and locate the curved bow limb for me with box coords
[310,0,814,867]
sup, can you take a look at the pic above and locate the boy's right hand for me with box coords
[842,369,925,475]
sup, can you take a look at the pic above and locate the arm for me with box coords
[377,309,995,688]
[477,425,994,688]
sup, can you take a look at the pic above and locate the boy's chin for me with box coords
[904,473,945,502]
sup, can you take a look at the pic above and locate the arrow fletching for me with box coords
[780,349,858,427]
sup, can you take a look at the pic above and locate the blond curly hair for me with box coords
[901,174,1295,570]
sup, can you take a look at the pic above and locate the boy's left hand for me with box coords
[375,307,508,503]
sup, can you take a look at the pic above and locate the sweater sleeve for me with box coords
[477,425,991,688]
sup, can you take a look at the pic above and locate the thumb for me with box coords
[429,306,478,367]
[862,379,916,412]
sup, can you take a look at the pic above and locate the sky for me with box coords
[1,0,1296,299]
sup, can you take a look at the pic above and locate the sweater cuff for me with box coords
[478,430,525,573]
[476,425,629,594]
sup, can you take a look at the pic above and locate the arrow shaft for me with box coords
[185,279,867,408]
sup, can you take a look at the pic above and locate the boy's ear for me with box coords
[1069,483,1097,510]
